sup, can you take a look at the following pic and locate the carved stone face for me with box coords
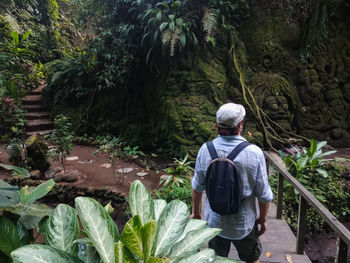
[253,73,299,134]
[262,92,293,132]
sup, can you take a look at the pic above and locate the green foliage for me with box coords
[298,0,344,59]
[0,179,55,262]
[155,154,193,209]
[280,139,336,180]
[154,184,192,211]
[0,96,26,138]
[138,0,199,57]
[271,139,350,233]
[47,114,75,172]
[160,154,193,188]
[0,164,30,177]
[9,180,238,263]
[6,138,25,167]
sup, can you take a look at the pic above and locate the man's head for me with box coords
[216,103,246,136]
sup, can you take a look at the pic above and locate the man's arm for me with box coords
[190,189,203,219]
[256,201,269,236]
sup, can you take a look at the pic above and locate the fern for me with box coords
[202,7,218,43]
[161,27,180,56]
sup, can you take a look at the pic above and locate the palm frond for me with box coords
[202,7,218,42]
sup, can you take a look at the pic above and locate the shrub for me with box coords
[47,114,74,172]
[271,139,350,233]
[0,96,25,138]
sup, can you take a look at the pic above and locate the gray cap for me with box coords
[216,103,246,128]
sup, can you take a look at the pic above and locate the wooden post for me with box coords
[296,196,308,254]
[266,159,270,176]
[276,173,284,219]
[335,237,348,263]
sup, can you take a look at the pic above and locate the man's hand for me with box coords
[190,212,202,219]
[256,218,267,236]
[257,201,269,236]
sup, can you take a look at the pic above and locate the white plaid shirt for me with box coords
[192,135,273,240]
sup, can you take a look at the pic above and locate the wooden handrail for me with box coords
[264,151,350,261]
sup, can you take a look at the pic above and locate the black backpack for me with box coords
[205,141,250,215]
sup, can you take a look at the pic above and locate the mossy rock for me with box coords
[25,134,50,173]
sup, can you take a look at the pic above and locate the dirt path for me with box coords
[0,144,165,194]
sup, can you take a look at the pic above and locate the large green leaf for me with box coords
[168,228,221,257]
[114,241,124,263]
[20,179,55,204]
[153,199,166,221]
[148,257,170,263]
[315,141,327,152]
[11,244,84,263]
[46,204,79,254]
[121,216,143,259]
[142,220,157,262]
[308,139,317,156]
[173,248,215,263]
[0,216,20,257]
[152,200,189,257]
[0,164,30,177]
[75,197,116,263]
[4,202,53,229]
[175,219,207,244]
[129,180,154,225]
[16,221,33,246]
[123,246,139,263]
[0,180,20,207]
[77,240,100,263]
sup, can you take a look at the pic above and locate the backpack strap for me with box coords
[206,141,218,160]
[226,141,251,161]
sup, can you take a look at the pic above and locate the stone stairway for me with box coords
[22,85,53,137]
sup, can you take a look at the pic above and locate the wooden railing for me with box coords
[264,152,350,263]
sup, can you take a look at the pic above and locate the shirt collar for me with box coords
[217,135,247,141]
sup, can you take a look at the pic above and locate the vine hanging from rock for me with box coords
[228,32,310,150]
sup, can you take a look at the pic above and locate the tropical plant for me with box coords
[280,139,336,180]
[47,114,75,172]
[270,139,350,233]
[10,180,238,263]
[0,179,55,262]
[161,154,194,188]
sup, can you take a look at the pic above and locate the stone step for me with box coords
[25,119,54,132]
[26,130,53,137]
[28,90,42,95]
[22,95,43,105]
[25,112,51,120]
[24,104,48,112]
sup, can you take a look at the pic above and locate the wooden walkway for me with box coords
[202,199,311,263]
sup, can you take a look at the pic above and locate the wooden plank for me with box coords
[264,152,350,247]
[296,196,307,254]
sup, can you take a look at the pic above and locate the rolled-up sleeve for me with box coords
[192,145,207,192]
[254,152,273,203]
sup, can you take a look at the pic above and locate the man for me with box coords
[191,102,273,263]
